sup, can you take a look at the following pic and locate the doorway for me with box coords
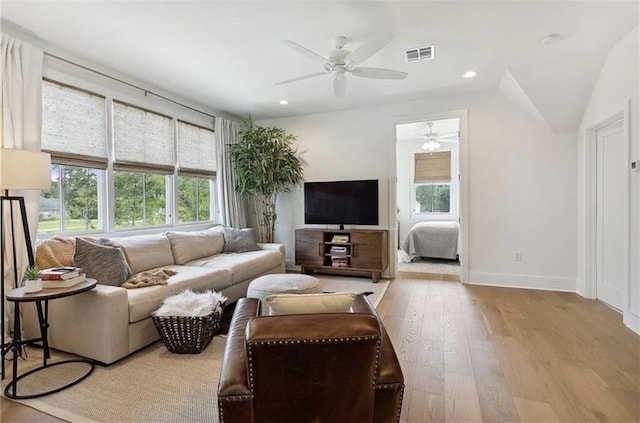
[595,118,626,310]
[395,117,461,280]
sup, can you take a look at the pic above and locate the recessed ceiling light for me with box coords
[279,99,289,105]
[462,71,477,79]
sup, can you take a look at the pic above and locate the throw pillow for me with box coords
[265,292,358,316]
[73,238,131,286]
[221,227,259,253]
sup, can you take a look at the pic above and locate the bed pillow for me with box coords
[265,292,358,316]
[221,227,259,253]
[73,238,131,286]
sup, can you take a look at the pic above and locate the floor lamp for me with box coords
[0,148,51,379]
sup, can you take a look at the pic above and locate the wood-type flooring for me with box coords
[2,276,639,422]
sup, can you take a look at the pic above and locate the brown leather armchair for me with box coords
[217,295,404,423]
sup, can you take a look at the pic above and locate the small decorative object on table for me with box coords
[152,289,226,354]
[22,265,42,293]
[39,267,86,289]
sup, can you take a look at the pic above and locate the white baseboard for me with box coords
[467,272,576,292]
[624,310,640,335]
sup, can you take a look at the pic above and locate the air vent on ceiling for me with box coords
[405,45,434,63]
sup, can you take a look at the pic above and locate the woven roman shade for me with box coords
[177,120,216,177]
[414,151,451,182]
[113,101,174,172]
[41,80,108,168]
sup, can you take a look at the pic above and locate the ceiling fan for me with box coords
[418,122,459,151]
[275,34,408,97]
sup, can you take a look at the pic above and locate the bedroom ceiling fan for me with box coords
[418,122,459,151]
[275,34,408,97]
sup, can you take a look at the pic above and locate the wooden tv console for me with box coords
[295,228,388,282]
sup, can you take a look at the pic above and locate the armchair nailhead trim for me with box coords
[218,395,254,423]
[246,335,382,392]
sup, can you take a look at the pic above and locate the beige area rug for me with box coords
[2,276,388,422]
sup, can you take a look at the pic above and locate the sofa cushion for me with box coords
[127,266,231,323]
[113,234,175,274]
[73,238,131,286]
[165,265,233,294]
[165,230,224,264]
[185,249,283,284]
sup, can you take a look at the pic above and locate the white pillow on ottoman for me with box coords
[265,292,357,315]
[247,274,322,314]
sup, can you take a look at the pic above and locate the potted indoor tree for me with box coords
[229,119,304,243]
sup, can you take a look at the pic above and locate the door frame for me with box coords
[388,109,469,282]
[585,106,629,309]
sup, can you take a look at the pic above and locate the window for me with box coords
[39,164,103,234]
[176,121,216,223]
[114,171,168,228]
[413,151,454,216]
[414,184,450,213]
[178,176,212,223]
[38,78,217,237]
[39,81,107,233]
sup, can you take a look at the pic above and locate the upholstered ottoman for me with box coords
[247,274,322,313]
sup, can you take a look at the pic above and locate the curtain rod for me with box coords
[44,52,217,120]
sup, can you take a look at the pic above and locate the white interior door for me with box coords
[596,119,625,310]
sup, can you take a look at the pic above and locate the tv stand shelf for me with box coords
[295,228,388,282]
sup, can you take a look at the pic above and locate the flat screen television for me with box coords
[304,179,379,227]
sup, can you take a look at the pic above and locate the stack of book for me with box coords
[331,235,349,244]
[329,245,348,255]
[39,267,86,288]
[331,257,349,268]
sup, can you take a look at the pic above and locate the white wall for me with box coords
[577,26,639,333]
[259,90,578,290]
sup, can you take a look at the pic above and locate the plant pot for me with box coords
[24,279,43,293]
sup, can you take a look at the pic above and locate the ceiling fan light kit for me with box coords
[276,33,408,97]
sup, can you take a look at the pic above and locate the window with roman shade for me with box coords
[113,101,174,174]
[41,80,108,168]
[177,120,216,177]
[414,151,451,183]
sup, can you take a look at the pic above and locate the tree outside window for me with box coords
[114,171,167,228]
[414,184,450,213]
[178,176,212,223]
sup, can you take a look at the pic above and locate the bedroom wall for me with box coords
[258,90,578,290]
[577,26,639,333]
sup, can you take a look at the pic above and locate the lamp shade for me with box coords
[0,148,51,191]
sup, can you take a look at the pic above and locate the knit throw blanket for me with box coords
[36,237,94,269]
[121,268,177,289]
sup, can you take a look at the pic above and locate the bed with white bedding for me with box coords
[401,221,459,260]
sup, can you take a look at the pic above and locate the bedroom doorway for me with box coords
[395,116,462,280]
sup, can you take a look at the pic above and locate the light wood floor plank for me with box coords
[444,372,483,422]
[513,397,559,422]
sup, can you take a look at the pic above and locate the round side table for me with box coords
[3,278,97,399]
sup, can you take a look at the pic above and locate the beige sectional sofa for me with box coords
[24,228,285,365]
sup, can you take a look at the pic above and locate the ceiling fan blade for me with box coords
[333,73,347,97]
[351,67,408,80]
[275,71,329,85]
[345,33,394,66]
[283,40,331,67]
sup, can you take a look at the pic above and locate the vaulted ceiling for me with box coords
[2,1,638,131]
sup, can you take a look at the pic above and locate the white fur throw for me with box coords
[153,289,226,317]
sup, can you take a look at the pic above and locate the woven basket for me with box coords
[152,306,222,354]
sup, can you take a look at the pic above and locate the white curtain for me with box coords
[215,117,246,228]
[1,34,44,341]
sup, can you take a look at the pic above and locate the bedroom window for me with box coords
[414,184,450,213]
[413,151,455,216]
